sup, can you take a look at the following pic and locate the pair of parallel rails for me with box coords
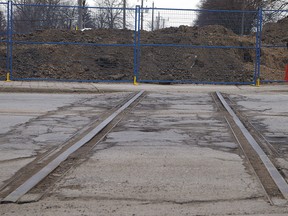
[0,91,287,204]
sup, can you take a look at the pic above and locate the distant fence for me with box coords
[0,1,287,84]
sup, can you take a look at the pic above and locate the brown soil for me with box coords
[260,16,288,81]
[262,16,288,45]
[0,17,287,82]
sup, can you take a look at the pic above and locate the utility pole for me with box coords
[77,0,84,30]
[151,1,154,31]
[156,11,160,30]
[123,0,126,29]
[141,0,144,30]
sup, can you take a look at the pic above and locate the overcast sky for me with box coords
[85,0,200,29]
[87,0,200,9]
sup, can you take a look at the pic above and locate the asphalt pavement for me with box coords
[0,81,287,216]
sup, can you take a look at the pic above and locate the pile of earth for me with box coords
[0,18,286,82]
[262,16,288,44]
[261,16,288,80]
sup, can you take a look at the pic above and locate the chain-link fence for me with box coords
[0,2,8,80]
[8,3,137,82]
[138,8,257,84]
[0,1,287,84]
[261,9,288,83]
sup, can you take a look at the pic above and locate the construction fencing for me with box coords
[0,1,287,84]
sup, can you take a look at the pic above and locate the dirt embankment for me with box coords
[0,17,287,82]
[260,16,288,81]
[262,16,288,45]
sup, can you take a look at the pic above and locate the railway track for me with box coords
[213,92,288,204]
[0,91,287,205]
[0,90,145,203]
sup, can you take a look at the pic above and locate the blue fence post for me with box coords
[137,7,143,80]
[6,0,13,81]
[257,7,263,85]
[254,7,263,86]
[137,5,141,83]
[133,5,140,85]
[133,5,141,85]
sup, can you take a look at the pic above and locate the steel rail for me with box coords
[223,116,273,204]
[1,90,145,203]
[216,92,288,200]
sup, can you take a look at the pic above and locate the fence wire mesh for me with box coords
[138,8,257,83]
[261,9,288,83]
[9,4,137,82]
[0,2,286,84]
[0,2,7,80]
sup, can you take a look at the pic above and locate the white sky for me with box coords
[130,0,199,9]
[87,0,200,9]
[85,0,201,29]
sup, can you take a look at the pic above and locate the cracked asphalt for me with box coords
[0,92,131,188]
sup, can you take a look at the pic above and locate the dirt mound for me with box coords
[262,16,288,44]
[139,26,252,82]
[19,29,134,44]
[261,16,288,80]
[0,23,285,82]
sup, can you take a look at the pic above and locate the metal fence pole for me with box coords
[6,1,9,73]
[133,6,140,85]
[6,0,13,81]
[137,5,141,83]
[257,8,263,85]
[254,7,262,86]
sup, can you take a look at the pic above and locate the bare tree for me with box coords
[83,6,97,28]
[261,0,288,23]
[94,0,124,29]
[263,0,288,10]
[0,11,6,35]
[12,0,75,33]
[195,0,258,35]
[60,0,95,30]
[60,4,77,30]
[195,0,288,35]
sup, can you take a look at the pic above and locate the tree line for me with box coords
[0,0,128,34]
[0,0,287,35]
[13,0,130,33]
[195,0,288,35]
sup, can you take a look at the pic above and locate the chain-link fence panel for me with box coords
[138,8,258,84]
[2,2,286,84]
[261,9,288,83]
[10,3,137,82]
[0,2,8,80]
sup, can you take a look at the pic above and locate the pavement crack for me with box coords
[0,156,35,164]
[55,195,265,205]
